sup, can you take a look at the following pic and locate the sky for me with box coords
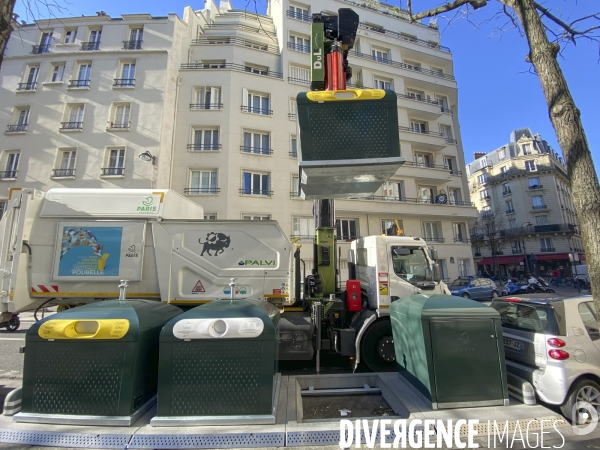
[13,0,600,172]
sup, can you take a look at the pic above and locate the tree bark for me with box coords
[504,0,600,311]
[0,0,17,70]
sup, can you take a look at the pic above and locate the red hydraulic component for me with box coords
[346,280,362,312]
[326,40,346,91]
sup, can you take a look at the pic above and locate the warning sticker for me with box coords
[379,282,389,296]
[273,289,282,294]
[192,280,206,294]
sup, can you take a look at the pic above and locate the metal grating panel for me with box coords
[30,343,126,415]
[169,342,268,416]
[129,432,284,449]
[0,428,130,448]
[286,428,415,446]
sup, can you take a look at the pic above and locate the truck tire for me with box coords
[361,319,396,372]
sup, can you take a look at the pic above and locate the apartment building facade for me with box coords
[1,0,478,281]
[466,128,584,277]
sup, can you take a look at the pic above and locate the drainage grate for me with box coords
[128,432,284,449]
[0,429,130,448]
[286,428,414,447]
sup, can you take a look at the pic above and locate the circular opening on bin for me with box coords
[211,319,227,337]
[74,321,99,335]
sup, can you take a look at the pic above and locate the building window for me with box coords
[289,65,310,85]
[192,86,222,109]
[528,177,541,188]
[480,157,488,168]
[242,131,271,155]
[289,98,297,119]
[289,4,309,20]
[82,29,101,50]
[204,213,217,220]
[291,174,300,198]
[374,77,392,90]
[289,34,310,53]
[444,157,457,174]
[500,166,507,173]
[436,95,449,112]
[511,241,522,253]
[242,171,271,196]
[244,64,269,75]
[0,201,6,220]
[32,31,52,54]
[110,104,131,129]
[403,59,421,71]
[188,170,218,194]
[535,215,549,226]
[410,120,427,133]
[61,104,84,130]
[477,173,488,185]
[498,148,506,159]
[190,128,219,151]
[7,107,29,133]
[522,143,531,155]
[449,188,462,205]
[290,136,298,158]
[453,222,467,242]
[70,63,91,88]
[381,180,405,200]
[479,189,490,200]
[440,125,453,141]
[114,62,135,87]
[336,219,359,240]
[422,222,443,242]
[102,148,125,176]
[505,200,514,213]
[540,237,553,252]
[243,89,271,115]
[372,48,390,63]
[419,186,436,204]
[293,217,315,239]
[63,29,77,44]
[49,62,65,82]
[382,219,403,236]
[431,66,444,76]
[414,152,432,168]
[18,65,39,90]
[406,89,424,101]
[532,195,545,209]
[0,152,20,179]
[53,149,76,177]
[124,28,143,49]
[503,183,511,195]
[243,214,271,220]
[525,160,537,172]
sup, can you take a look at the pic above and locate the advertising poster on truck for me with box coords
[52,221,146,281]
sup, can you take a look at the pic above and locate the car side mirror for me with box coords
[429,247,438,261]
[432,263,442,282]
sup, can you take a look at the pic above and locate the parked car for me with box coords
[448,277,499,300]
[490,295,600,420]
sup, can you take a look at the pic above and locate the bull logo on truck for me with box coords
[199,232,231,256]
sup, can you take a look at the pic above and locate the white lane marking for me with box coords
[0,337,25,341]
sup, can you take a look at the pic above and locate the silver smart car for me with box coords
[491,295,600,419]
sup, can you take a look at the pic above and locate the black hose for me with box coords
[34,297,56,322]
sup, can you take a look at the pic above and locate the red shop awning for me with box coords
[477,256,523,265]
[535,253,569,261]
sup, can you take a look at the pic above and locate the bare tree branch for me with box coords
[411,0,487,22]
[534,2,600,39]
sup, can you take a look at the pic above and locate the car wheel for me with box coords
[462,293,470,299]
[491,291,499,299]
[560,379,600,423]
[361,319,396,372]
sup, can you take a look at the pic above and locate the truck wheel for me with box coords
[361,319,396,372]
[4,317,19,332]
[560,379,600,423]
[57,304,71,312]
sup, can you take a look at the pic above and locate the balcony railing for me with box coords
[190,103,223,110]
[17,82,36,91]
[533,223,576,233]
[345,195,474,207]
[52,168,75,177]
[474,252,481,257]
[506,209,515,214]
[205,23,277,39]
[123,40,142,50]
[286,9,311,22]
[290,191,302,199]
[488,163,568,185]
[113,79,135,87]
[423,237,445,243]
[529,184,543,190]
[187,144,221,151]
[0,171,17,179]
[503,189,511,196]
[240,146,273,155]
[184,187,220,194]
[69,79,90,88]
[287,41,310,53]
[109,122,129,129]
[357,22,451,53]
[181,63,283,79]
[6,124,27,132]
[403,161,462,175]
[239,188,273,197]
[398,126,457,143]
[349,50,455,81]
[532,204,548,210]
[289,151,298,158]
[81,41,100,51]
[240,105,273,116]
[288,77,311,86]
[60,122,83,130]
[288,113,297,120]
[31,44,50,54]
[540,247,556,252]
[191,37,279,55]
[454,237,469,243]
[101,167,124,176]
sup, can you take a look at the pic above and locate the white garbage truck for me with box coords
[0,188,448,371]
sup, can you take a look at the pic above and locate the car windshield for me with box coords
[450,279,469,287]
[391,246,432,284]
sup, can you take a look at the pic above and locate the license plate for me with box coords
[504,337,525,351]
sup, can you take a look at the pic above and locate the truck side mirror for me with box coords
[432,263,442,282]
[429,247,438,261]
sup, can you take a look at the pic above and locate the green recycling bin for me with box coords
[15,300,182,426]
[390,294,509,409]
[152,298,280,426]
[296,89,405,199]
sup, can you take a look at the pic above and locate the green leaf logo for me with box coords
[142,196,153,206]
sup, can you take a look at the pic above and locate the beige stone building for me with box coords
[1,0,479,281]
[466,128,584,277]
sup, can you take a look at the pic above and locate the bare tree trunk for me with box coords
[0,0,17,69]
[505,0,600,311]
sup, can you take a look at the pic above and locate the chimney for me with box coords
[473,152,487,160]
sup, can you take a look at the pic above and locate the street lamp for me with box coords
[520,222,532,276]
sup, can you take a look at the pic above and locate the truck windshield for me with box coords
[391,246,432,283]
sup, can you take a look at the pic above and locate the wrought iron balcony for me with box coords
[187,143,221,151]
[184,187,220,194]
[6,124,27,132]
[113,79,135,87]
[0,171,17,179]
[190,103,223,110]
[17,82,36,91]
[239,188,273,197]
[240,105,273,116]
[101,167,124,176]
[31,44,50,54]
[69,79,90,88]
[240,146,273,155]
[529,184,543,190]
[287,41,310,53]
[52,169,75,177]
[286,9,310,22]
[81,41,100,51]
[180,62,283,79]
[123,40,142,50]
[533,204,548,210]
[60,122,83,130]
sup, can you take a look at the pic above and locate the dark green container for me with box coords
[390,294,509,409]
[17,300,182,425]
[153,299,280,425]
